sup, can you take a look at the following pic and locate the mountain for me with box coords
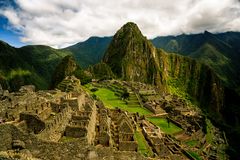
[0,36,112,91]
[63,31,240,94]
[50,55,78,89]
[102,22,240,157]
[103,22,224,114]
[0,41,70,91]
[88,62,115,80]
[1,22,240,157]
[63,36,112,68]
[151,31,240,92]
[103,22,160,86]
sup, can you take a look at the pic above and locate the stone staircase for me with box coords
[127,92,141,108]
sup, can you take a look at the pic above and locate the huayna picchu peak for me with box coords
[0,21,240,160]
[103,22,158,85]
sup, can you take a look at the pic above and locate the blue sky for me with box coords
[0,0,240,48]
[0,0,26,47]
[0,16,26,47]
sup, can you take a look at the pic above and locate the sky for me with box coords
[0,0,240,48]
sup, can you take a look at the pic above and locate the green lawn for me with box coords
[147,117,182,134]
[85,84,152,115]
[134,130,154,157]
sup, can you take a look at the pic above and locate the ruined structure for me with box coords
[65,94,97,144]
[0,78,229,159]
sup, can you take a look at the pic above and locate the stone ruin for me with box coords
[57,76,82,92]
[95,105,138,152]
[0,79,230,160]
[65,95,97,144]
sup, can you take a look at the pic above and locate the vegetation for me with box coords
[73,67,92,85]
[88,62,115,80]
[134,130,154,157]
[103,22,156,83]
[187,151,202,160]
[0,41,70,90]
[85,84,152,115]
[120,89,130,100]
[167,77,193,103]
[151,31,240,90]
[205,119,214,144]
[185,140,198,147]
[63,36,112,68]
[147,117,182,134]
[0,23,240,158]
[50,55,77,89]
[59,136,78,143]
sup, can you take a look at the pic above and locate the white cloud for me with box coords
[0,0,240,48]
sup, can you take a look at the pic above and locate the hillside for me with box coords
[0,41,70,91]
[63,36,112,68]
[61,31,240,93]
[103,22,159,85]
[102,22,240,157]
[103,22,224,115]
[151,31,240,91]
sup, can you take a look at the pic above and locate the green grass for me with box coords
[6,69,31,80]
[59,136,78,143]
[94,87,123,109]
[134,130,154,157]
[185,140,198,147]
[147,117,182,134]
[187,151,202,160]
[84,84,152,115]
[94,87,152,115]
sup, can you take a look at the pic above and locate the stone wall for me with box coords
[65,126,87,137]
[64,97,97,145]
[119,141,138,151]
[37,103,72,141]
[85,101,97,145]
[144,103,157,114]
[99,131,111,146]
[62,92,86,111]
[19,113,45,134]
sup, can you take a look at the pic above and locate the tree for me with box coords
[121,89,129,100]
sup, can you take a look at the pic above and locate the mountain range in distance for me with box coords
[1,29,240,92]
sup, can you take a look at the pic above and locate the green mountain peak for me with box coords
[50,55,77,89]
[103,22,156,84]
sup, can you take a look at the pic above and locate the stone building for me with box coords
[97,107,112,146]
[65,94,97,145]
[19,93,73,141]
[141,120,168,156]
[144,100,166,114]
[109,110,138,151]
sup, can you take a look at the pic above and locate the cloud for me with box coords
[0,0,240,48]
